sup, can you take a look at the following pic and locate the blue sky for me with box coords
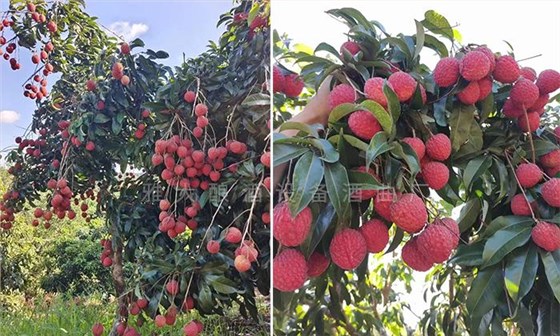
[0,0,232,162]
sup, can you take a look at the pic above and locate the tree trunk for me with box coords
[109,226,127,336]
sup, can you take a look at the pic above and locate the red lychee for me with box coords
[329,84,356,110]
[329,228,368,270]
[421,161,449,190]
[307,252,330,277]
[426,133,451,161]
[374,190,399,221]
[351,166,380,200]
[92,323,104,336]
[474,46,496,71]
[273,248,308,292]
[273,202,312,247]
[433,57,460,87]
[536,69,560,95]
[390,193,427,233]
[517,112,540,132]
[435,217,460,247]
[502,99,524,118]
[364,77,392,107]
[348,110,382,141]
[359,219,389,253]
[340,41,361,56]
[388,71,417,102]
[206,240,220,254]
[529,94,549,113]
[283,74,304,97]
[460,51,491,81]
[166,280,179,296]
[402,137,425,160]
[520,67,537,81]
[416,223,455,263]
[541,178,560,207]
[541,149,560,168]
[493,55,520,84]
[183,91,196,103]
[477,77,493,101]
[457,81,480,105]
[225,227,242,243]
[234,255,251,272]
[532,221,560,251]
[510,78,539,107]
[273,66,285,93]
[402,237,433,271]
[516,163,543,188]
[510,194,535,216]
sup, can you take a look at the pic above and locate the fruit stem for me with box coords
[522,107,537,163]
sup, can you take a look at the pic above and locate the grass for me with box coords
[0,292,269,335]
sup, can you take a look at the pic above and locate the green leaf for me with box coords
[523,140,559,158]
[279,121,320,138]
[537,298,560,336]
[541,250,560,303]
[482,224,532,267]
[93,114,111,123]
[305,203,336,258]
[466,265,504,334]
[413,20,425,60]
[484,216,534,238]
[422,10,454,41]
[315,42,342,58]
[458,198,481,233]
[289,152,325,216]
[391,142,420,175]
[424,34,449,58]
[479,92,495,121]
[342,134,368,151]
[504,245,538,304]
[272,144,310,167]
[463,156,492,192]
[383,83,401,123]
[324,162,350,220]
[359,100,393,134]
[328,103,359,125]
[450,241,484,266]
[449,104,476,151]
[348,171,384,190]
[311,139,340,163]
[365,132,392,168]
[385,227,404,254]
[210,276,239,294]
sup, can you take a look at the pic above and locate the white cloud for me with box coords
[0,110,20,124]
[107,21,149,41]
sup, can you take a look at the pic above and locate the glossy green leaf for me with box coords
[458,198,481,233]
[463,156,491,191]
[289,152,325,216]
[422,10,454,41]
[449,104,476,151]
[328,103,359,125]
[413,20,425,60]
[504,245,537,303]
[383,83,401,123]
[450,241,484,266]
[466,265,504,334]
[359,100,393,134]
[537,298,560,336]
[541,250,560,303]
[365,132,392,168]
[482,224,532,267]
[272,143,310,167]
[324,162,350,220]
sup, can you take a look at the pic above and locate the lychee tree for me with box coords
[0,1,270,335]
[273,8,560,335]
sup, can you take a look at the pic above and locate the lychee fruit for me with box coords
[460,51,491,81]
[529,94,549,113]
[433,57,460,87]
[273,202,312,247]
[515,163,543,188]
[329,228,368,270]
[457,81,480,105]
[510,194,535,216]
[474,46,496,71]
[477,77,493,101]
[388,72,417,102]
[86,79,96,91]
[421,161,449,190]
[426,133,451,161]
[273,248,308,292]
[359,219,389,253]
[517,112,540,132]
[340,41,361,56]
[541,178,560,207]
[92,323,104,336]
[307,252,330,277]
[540,149,560,168]
[510,78,539,107]
[401,237,433,271]
[351,166,379,200]
[273,66,285,93]
[225,227,242,243]
[402,137,425,160]
[502,99,524,118]
[283,74,304,97]
[329,84,356,110]
[234,255,251,272]
[364,77,391,107]
[206,240,220,254]
[183,321,200,336]
[435,217,460,247]
[374,190,399,221]
[520,67,537,81]
[390,193,427,233]
[348,110,382,141]
[183,91,196,103]
[531,221,560,251]
[166,280,179,295]
[120,43,130,55]
[416,224,455,263]
[536,69,560,95]
[493,55,520,84]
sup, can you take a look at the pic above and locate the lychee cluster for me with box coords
[272,65,304,97]
[99,238,113,267]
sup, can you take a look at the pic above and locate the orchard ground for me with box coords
[274,1,560,328]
